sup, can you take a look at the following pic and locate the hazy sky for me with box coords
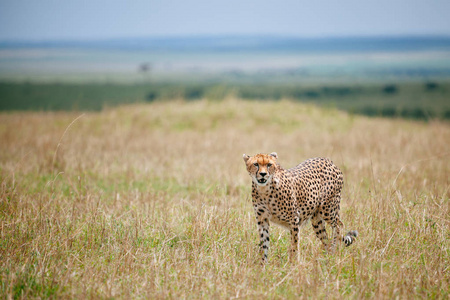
[1,0,450,40]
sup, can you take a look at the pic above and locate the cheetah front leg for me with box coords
[289,216,300,262]
[311,211,329,250]
[254,207,270,264]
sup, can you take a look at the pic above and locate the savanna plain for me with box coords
[1,99,449,298]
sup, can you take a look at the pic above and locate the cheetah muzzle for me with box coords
[243,152,358,263]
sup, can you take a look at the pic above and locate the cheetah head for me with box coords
[243,152,278,187]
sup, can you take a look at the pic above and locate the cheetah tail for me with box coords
[343,230,358,247]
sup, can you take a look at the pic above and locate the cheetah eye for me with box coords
[267,163,272,168]
[253,163,258,167]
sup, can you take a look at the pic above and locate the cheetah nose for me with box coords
[259,172,267,177]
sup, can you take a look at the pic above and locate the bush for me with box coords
[425,82,439,91]
[146,91,158,102]
[183,86,204,100]
[443,110,450,119]
[321,86,354,96]
[400,108,428,120]
[359,106,378,117]
[380,106,397,117]
[382,84,398,94]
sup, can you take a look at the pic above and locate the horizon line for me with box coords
[2,33,450,44]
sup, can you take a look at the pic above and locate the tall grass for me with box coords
[0,99,449,298]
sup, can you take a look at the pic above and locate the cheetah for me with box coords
[243,152,358,263]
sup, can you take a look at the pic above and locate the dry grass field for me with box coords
[1,99,449,298]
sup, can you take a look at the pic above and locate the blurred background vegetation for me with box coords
[1,36,450,120]
[1,80,449,120]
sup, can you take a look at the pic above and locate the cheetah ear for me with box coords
[243,154,250,163]
[269,152,278,159]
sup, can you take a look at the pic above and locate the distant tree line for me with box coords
[0,81,448,120]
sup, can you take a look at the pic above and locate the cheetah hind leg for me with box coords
[330,217,344,252]
[311,211,329,251]
[318,206,344,252]
[332,217,359,250]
